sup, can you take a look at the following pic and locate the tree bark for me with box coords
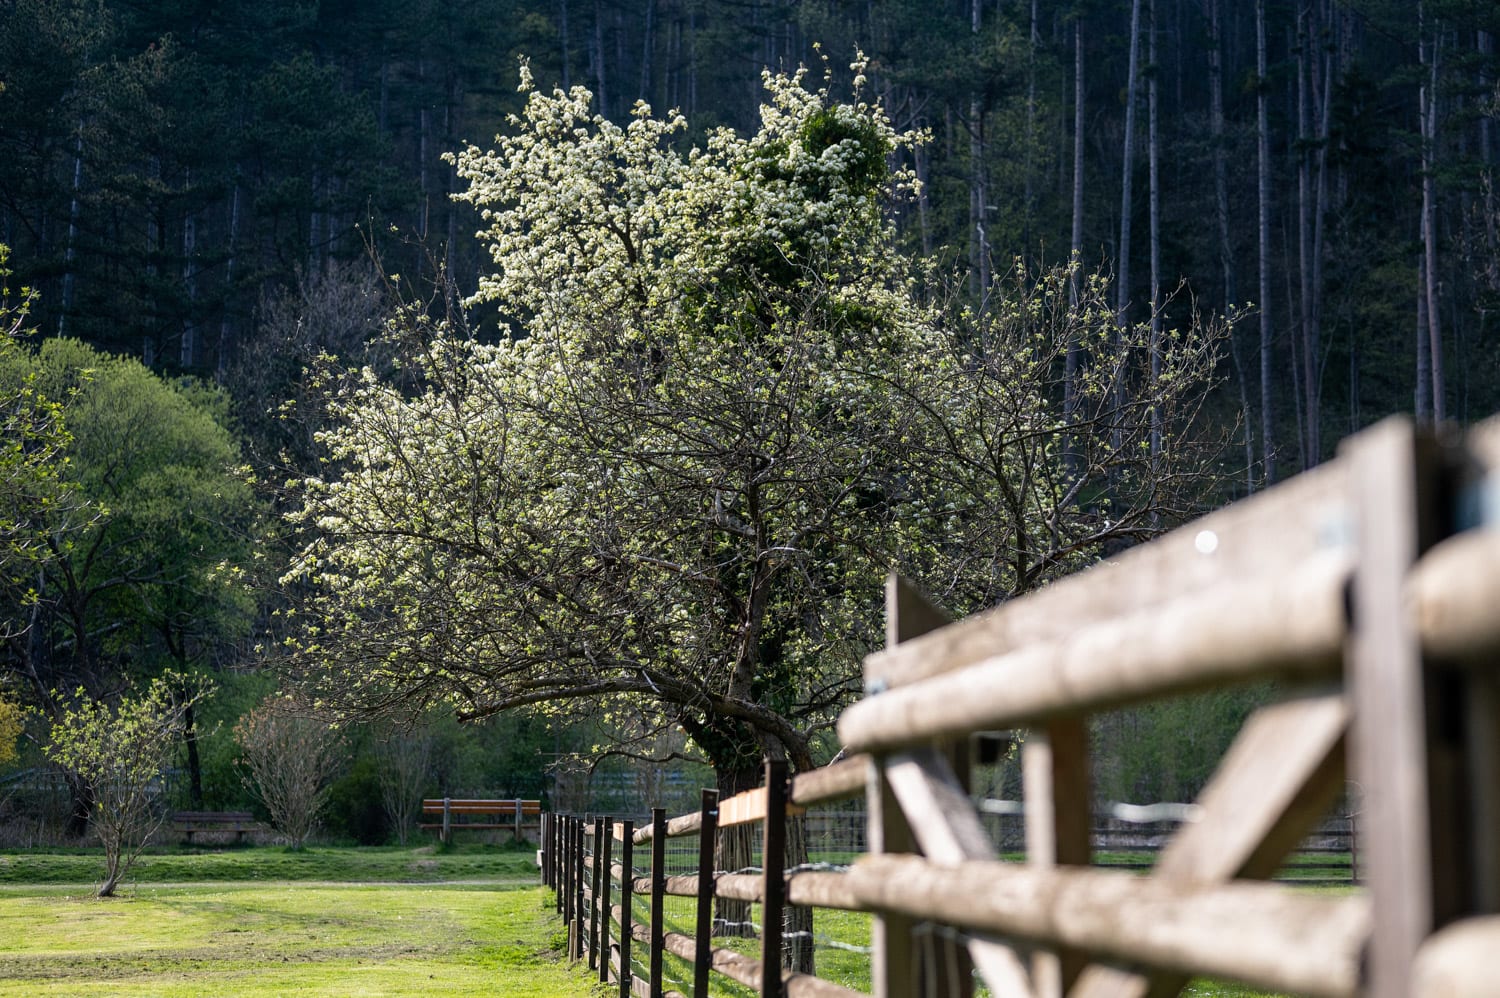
[1066,15,1085,478]
[1295,7,1316,469]
[1257,0,1276,485]
[59,129,83,337]
[1148,0,1162,462]
[1416,255,1432,419]
[1115,0,1143,461]
[968,0,990,302]
[1420,4,1446,422]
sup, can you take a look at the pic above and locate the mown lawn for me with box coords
[0,846,604,997]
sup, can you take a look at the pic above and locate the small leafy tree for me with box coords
[235,696,343,849]
[0,694,20,766]
[42,673,213,897]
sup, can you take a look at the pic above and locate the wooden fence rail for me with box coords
[537,414,1500,998]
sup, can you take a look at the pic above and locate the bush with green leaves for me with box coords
[42,673,213,897]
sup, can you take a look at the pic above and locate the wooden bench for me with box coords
[419,798,542,843]
[170,810,257,843]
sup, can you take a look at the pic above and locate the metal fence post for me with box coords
[649,807,666,998]
[693,789,720,998]
[619,819,634,998]
[761,760,788,998]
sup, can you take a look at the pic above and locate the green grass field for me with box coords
[0,846,604,997]
[0,845,1343,996]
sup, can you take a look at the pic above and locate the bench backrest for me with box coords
[421,798,542,815]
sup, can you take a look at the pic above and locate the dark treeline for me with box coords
[3,0,1499,478]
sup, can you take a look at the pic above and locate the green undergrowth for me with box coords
[0,843,539,886]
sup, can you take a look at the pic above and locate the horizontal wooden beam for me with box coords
[838,855,1367,998]
[1412,917,1500,998]
[840,552,1348,752]
[630,756,870,846]
[1410,529,1500,662]
[862,460,1348,692]
[651,927,866,998]
[791,755,869,805]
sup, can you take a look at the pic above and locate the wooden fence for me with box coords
[538,414,1500,998]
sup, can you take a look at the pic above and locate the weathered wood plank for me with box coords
[1412,916,1500,998]
[863,461,1348,691]
[1409,529,1500,662]
[843,855,1367,998]
[883,749,1037,998]
[652,928,867,998]
[791,755,869,806]
[1023,719,1090,997]
[1343,418,1440,998]
[1068,689,1350,998]
[840,552,1348,753]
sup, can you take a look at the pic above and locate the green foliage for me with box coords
[1092,685,1276,805]
[0,695,20,767]
[0,336,261,702]
[0,247,80,619]
[41,672,214,896]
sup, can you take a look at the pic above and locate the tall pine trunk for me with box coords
[968,0,990,302]
[1147,0,1162,462]
[1420,5,1446,422]
[1257,0,1276,485]
[1115,0,1143,460]
[59,129,84,337]
[1066,15,1085,477]
[1209,0,1252,491]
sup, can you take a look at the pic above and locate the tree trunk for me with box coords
[64,770,94,840]
[1420,5,1446,422]
[59,128,83,337]
[1147,0,1162,463]
[181,182,198,370]
[969,0,990,302]
[1115,0,1143,461]
[1295,8,1316,469]
[1416,256,1432,419]
[1066,15,1085,478]
[1118,0,1142,328]
[1209,0,1252,489]
[559,0,571,90]
[1257,0,1275,485]
[216,181,241,385]
[1309,1,1333,463]
[1069,16,1085,305]
[592,0,609,119]
[639,0,655,104]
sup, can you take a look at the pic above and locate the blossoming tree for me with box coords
[285,57,1225,956]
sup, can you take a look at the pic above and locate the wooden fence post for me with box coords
[600,816,614,984]
[574,817,587,962]
[441,796,451,845]
[761,760,788,998]
[540,813,550,886]
[1344,419,1454,998]
[650,807,667,998]
[694,789,720,998]
[590,817,605,972]
[562,816,574,931]
[1024,717,1092,996]
[619,819,634,998]
[516,798,524,842]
